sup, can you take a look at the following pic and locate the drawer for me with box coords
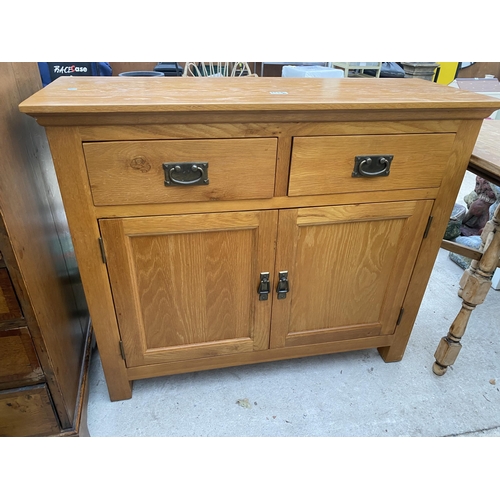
[0,268,22,321]
[0,327,43,390]
[83,138,278,206]
[288,133,456,197]
[0,384,60,436]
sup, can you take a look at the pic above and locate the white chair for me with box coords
[182,62,256,77]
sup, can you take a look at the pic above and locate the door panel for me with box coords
[129,229,255,349]
[100,211,278,366]
[270,201,433,348]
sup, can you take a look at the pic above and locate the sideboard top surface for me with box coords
[19,77,500,116]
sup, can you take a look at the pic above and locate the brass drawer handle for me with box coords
[163,162,209,186]
[352,155,393,177]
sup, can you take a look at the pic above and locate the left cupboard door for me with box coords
[99,211,278,367]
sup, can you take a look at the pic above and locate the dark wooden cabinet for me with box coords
[0,63,91,436]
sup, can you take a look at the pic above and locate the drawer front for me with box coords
[0,385,60,436]
[0,327,43,390]
[84,138,278,206]
[288,133,456,197]
[0,268,22,321]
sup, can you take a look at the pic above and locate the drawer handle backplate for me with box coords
[352,155,393,178]
[163,162,209,186]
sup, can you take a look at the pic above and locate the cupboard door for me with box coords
[270,201,433,348]
[100,211,278,367]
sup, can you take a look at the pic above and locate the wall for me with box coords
[457,62,500,79]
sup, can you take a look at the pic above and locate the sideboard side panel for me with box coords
[44,126,132,401]
[379,119,484,361]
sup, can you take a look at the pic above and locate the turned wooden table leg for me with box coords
[434,203,500,375]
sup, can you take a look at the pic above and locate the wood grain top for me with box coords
[469,120,500,184]
[19,77,500,116]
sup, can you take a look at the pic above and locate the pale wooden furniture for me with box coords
[0,63,91,435]
[329,62,382,77]
[19,77,500,402]
[435,120,500,375]
[465,120,500,184]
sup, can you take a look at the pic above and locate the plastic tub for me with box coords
[281,65,344,78]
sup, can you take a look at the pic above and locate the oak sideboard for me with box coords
[19,76,500,401]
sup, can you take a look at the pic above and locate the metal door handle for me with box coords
[276,271,289,300]
[258,272,270,301]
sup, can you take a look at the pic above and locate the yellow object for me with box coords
[436,62,460,85]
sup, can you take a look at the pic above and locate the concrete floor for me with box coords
[86,172,500,437]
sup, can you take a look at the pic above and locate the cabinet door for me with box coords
[270,201,433,348]
[100,211,278,367]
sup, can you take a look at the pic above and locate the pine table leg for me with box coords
[434,204,500,375]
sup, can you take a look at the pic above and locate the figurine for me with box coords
[460,176,497,236]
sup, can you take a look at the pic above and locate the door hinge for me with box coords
[423,216,433,239]
[396,307,405,326]
[98,237,107,263]
[119,340,126,361]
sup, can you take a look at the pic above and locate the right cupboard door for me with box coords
[270,200,434,348]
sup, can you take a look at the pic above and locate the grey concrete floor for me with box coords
[86,172,500,437]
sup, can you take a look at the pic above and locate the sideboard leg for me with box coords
[106,379,133,402]
[377,343,406,363]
